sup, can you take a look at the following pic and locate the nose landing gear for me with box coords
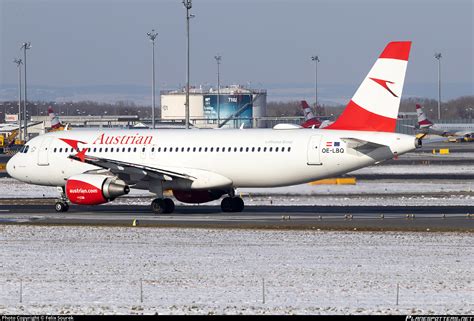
[55,201,69,212]
[55,186,69,212]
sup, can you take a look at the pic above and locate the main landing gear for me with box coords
[151,198,175,214]
[55,187,69,212]
[220,196,244,212]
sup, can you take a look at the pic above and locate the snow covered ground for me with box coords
[348,164,474,175]
[0,226,472,315]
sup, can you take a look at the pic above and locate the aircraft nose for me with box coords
[6,155,17,178]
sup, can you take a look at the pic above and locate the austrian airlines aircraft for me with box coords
[7,41,418,214]
[414,104,474,139]
[300,100,332,128]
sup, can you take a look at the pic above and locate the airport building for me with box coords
[160,85,267,128]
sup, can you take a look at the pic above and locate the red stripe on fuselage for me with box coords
[325,100,397,132]
[379,41,411,61]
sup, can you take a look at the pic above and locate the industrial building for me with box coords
[160,85,267,128]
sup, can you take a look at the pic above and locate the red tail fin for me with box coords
[325,41,411,132]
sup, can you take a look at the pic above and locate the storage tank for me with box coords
[161,85,267,128]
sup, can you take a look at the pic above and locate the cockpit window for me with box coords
[19,146,25,153]
[24,145,29,153]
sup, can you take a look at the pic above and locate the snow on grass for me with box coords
[0,226,472,314]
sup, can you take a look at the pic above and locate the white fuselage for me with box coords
[419,123,474,137]
[7,128,417,192]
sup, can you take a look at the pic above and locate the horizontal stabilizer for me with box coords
[340,137,388,153]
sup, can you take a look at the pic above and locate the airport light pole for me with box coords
[13,58,23,141]
[214,55,221,124]
[21,42,31,141]
[183,0,193,129]
[147,29,158,129]
[311,55,320,113]
[434,52,442,120]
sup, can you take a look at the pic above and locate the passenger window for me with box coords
[128,147,131,152]
[105,148,108,152]
[175,147,178,152]
[133,147,137,152]
[288,147,291,152]
[122,147,125,152]
[240,147,243,152]
[164,147,167,152]
[181,147,185,152]
[204,147,208,152]
[193,147,196,152]
[281,147,285,152]
[269,147,273,152]
[59,148,63,153]
[258,147,261,152]
[216,147,219,152]
[158,147,161,152]
[275,147,279,152]
[198,147,202,152]
[53,148,57,153]
[234,147,237,152]
[264,147,267,152]
[210,147,214,152]
[99,148,103,152]
[151,147,155,153]
[251,147,255,152]
[142,147,146,152]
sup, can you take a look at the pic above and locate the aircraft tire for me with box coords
[231,197,245,212]
[55,202,69,213]
[221,197,233,212]
[152,198,175,214]
[151,198,166,214]
[164,198,175,214]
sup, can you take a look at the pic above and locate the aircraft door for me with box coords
[37,136,54,166]
[307,135,322,165]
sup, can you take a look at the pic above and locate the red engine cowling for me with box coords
[173,190,225,204]
[66,174,130,205]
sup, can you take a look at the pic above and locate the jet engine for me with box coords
[66,174,130,205]
[173,189,225,204]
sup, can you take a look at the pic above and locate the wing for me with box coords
[69,154,195,182]
[68,154,233,190]
[453,131,473,137]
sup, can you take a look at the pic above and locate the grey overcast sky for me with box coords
[0,0,472,101]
